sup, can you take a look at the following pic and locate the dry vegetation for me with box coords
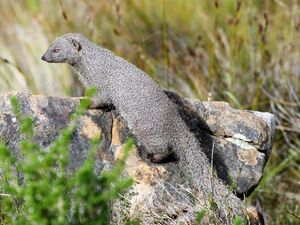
[0,0,299,224]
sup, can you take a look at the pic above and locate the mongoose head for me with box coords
[41,33,84,65]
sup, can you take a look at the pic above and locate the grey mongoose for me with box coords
[41,33,245,220]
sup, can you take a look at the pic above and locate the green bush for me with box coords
[0,88,134,225]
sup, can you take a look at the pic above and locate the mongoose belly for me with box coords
[111,72,180,152]
[113,80,178,153]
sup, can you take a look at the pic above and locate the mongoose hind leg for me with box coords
[144,142,175,163]
[147,152,169,163]
[147,152,177,163]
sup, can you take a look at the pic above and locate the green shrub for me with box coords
[0,88,134,225]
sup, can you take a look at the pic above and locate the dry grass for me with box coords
[0,0,299,224]
[112,181,213,225]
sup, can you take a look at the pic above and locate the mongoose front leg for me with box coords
[90,99,115,111]
[89,92,115,111]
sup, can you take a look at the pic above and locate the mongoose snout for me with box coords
[41,54,46,61]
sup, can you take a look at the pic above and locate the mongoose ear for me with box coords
[71,39,82,52]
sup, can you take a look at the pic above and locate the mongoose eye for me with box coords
[53,48,60,53]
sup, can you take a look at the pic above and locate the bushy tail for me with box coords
[176,131,246,223]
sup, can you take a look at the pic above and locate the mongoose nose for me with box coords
[41,55,46,61]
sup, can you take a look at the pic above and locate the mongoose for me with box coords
[41,33,245,221]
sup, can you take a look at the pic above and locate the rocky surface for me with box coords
[0,92,275,224]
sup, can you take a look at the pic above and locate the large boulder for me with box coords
[0,92,274,224]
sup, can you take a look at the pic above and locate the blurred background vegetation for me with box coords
[0,0,299,224]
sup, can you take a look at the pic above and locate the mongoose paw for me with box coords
[147,153,165,163]
[147,152,178,163]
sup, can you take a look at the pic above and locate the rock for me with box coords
[0,92,113,172]
[164,91,275,196]
[0,92,275,224]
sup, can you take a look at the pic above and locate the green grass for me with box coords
[0,0,299,224]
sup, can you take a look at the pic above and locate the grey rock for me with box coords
[0,92,275,223]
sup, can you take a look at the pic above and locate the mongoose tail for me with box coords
[176,132,245,220]
[42,33,245,222]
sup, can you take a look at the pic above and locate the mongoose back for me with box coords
[42,33,245,221]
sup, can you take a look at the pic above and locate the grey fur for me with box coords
[42,33,245,221]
